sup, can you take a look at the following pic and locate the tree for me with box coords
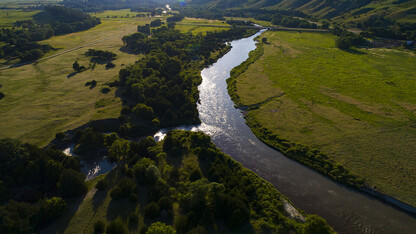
[146,222,176,234]
[150,19,162,27]
[303,215,333,234]
[58,169,87,198]
[107,218,127,234]
[108,139,130,163]
[72,61,80,72]
[261,37,268,43]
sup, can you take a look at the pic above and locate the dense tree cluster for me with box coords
[166,14,185,23]
[85,48,117,61]
[118,26,257,135]
[226,19,253,26]
[0,6,100,62]
[98,130,333,233]
[332,27,365,49]
[0,139,87,232]
[271,14,318,29]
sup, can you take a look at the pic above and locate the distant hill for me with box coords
[187,0,416,23]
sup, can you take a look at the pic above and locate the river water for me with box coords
[154,30,416,233]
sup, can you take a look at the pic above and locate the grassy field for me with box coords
[234,30,416,206]
[0,17,149,146]
[0,9,40,27]
[176,17,230,35]
[225,17,273,27]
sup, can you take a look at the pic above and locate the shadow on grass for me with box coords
[106,198,138,221]
[342,47,367,55]
[92,190,108,211]
[67,72,77,78]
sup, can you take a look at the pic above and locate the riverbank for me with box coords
[226,30,416,212]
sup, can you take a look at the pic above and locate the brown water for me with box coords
[154,30,416,233]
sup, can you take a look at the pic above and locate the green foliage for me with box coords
[85,49,117,61]
[58,169,87,198]
[302,215,333,234]
[107,218,127,234]
[119,26,257,130]
[150,19,162,27]
[0,6,100,62]
[146,222,176,234]
[158,196,173,210]
[109,139,130,163]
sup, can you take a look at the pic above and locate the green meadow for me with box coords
[0,16,148,146]
[0,9,40,27]
[176,17,230,35]
[234,30,416,206]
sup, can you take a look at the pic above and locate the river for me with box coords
[154,30,416,233]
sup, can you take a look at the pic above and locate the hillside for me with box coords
[187,0,416,23]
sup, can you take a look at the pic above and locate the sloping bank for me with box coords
[226,37,416,215]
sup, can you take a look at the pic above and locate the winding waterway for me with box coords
[155,30,416,233]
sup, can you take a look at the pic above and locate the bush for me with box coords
[94,220,105,233]
[144,202,160,219]
[0,92,4,100]
[158,196,173,210]
[101,87,111,93]
[107,218,127,234]
[58,169,87,198]
[146,222,176,234]
[303,215,333,234]
[105,62,115,69]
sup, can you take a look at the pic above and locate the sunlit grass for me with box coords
[0,17,148,146]
[236,30,416,206]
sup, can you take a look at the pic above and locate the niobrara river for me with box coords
[154,30,416,233]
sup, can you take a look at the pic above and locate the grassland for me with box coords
[175,17,230,35]
[0,15,153,146]
[233,30,416,206]
[0,9,40,27]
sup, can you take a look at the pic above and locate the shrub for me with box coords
[302,215,333,234]
[146,222,176,234]
[145,165,161,185]
[0,92,4,100]
[158,196,173,210]
[106,218,126,234]
[94,220,105,233]
[101,87,111,93]
[144,202,160,219]
[106,62,115,69]
[58,169,87,198]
